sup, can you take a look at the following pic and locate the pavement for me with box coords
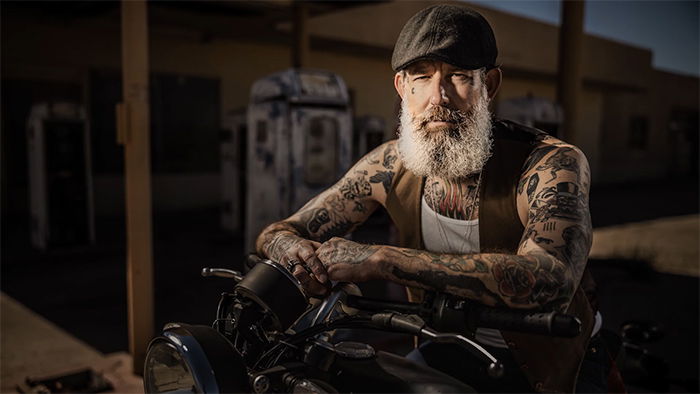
[1,293,143,393]
[590,214,699,277]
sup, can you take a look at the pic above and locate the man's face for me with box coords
[399,60,485,127]
[395,59,496,179]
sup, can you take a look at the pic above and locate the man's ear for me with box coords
[394,72,405,100]
[485,68,502,99]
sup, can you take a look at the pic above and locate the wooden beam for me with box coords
[292,0,309,68]
[557,0,585,144]
[119,0,154,375]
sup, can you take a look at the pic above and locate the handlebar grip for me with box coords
[475,307,581,337]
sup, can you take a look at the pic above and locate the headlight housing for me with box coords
[144,324,248,393]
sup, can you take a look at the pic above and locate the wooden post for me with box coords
[557,0,585,143]
[292,0,309,68]
[118,0,154,375]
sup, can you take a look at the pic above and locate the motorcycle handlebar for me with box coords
[345,294,581,338]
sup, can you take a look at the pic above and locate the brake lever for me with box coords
[371,312,504,379]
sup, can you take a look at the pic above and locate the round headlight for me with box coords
[144,324,249,393]
[145,340,197,393]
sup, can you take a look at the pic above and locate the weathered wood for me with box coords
[557,0,585,144]
[292,0,309,68]
[119,0,154,375]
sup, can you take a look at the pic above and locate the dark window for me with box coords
[628,116,649,150]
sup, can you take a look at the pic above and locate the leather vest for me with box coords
[385,120,595,393]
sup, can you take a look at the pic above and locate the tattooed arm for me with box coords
[255,141,401,293]
[319,142,592,312]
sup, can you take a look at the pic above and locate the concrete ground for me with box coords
[590,214,699,277]
[1,293,142,393]
[1,177,698,392]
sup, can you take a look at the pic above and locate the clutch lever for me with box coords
[201,267,243,282]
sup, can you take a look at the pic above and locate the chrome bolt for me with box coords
[253,375,270,393]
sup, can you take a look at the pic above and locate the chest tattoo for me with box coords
[424,175,480,220]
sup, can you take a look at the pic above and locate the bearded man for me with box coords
[256,4,612,393]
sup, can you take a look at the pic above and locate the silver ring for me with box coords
[286,259,301,272]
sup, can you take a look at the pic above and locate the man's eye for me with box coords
[452,73,472,81]
[413,75,430,81]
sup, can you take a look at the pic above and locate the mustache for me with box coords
[415,105,469,129]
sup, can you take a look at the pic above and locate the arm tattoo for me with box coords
[382,248,573,310]
[320,238,378,265]
[339,171,372,200]
[536,147,580,183]
[529,181,585,224]
[263,231,302,262]
[382,147,398,169]
[370,171,394,193]
[522,145,557,174]
[526,173,539,202]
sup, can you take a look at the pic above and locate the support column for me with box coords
[292,0,309,68]
[118,0,154,375]
[557,0,585,143]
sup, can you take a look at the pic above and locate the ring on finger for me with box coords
[286,259,302,272]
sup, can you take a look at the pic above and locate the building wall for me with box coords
[3,2,697,216]
[2,11,398,215]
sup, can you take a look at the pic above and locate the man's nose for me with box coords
[428,79,449,106]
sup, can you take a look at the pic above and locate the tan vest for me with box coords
[385,121,594,393]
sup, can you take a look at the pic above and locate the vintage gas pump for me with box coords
[245,69,352,251]
[27,102,95,249]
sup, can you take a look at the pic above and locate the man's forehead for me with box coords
[405,60,477,74]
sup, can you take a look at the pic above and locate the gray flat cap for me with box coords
[391,4,498,71]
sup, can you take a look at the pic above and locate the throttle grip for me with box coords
[475,307,581,337]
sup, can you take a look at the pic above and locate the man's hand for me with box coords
[266,232,329,296]
[316,237,381,282]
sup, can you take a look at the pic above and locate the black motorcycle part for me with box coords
[329,350,476,393]
[474,307,582,337]
[144,324,248,393]
[235,259,308,331]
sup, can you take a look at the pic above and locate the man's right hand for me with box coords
[270,233,329,296]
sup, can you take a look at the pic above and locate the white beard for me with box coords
[397,88,493,179]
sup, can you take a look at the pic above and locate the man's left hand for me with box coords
[316,237,382,282]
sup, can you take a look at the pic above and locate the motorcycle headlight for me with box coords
[144,324,248,393]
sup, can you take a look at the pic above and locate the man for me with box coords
[256,4,609,393]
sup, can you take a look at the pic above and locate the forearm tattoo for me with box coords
[319,237,379,265]
[382,248,573,310]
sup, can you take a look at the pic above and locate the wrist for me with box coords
[369,246,389,280]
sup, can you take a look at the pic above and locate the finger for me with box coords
[309,240,322,249]
[292,265,327,296]
[298,246,328,283]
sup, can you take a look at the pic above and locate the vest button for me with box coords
[507,341,517,349]
[534,382,544,391]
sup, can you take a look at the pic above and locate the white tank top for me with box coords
[420,195,602,348]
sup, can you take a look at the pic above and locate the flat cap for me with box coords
[391,4,498,71]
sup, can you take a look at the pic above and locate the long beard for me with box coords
[397,88,493,179]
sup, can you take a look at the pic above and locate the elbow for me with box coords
[536,275,576,312]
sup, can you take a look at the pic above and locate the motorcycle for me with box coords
[143,256,582,393]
